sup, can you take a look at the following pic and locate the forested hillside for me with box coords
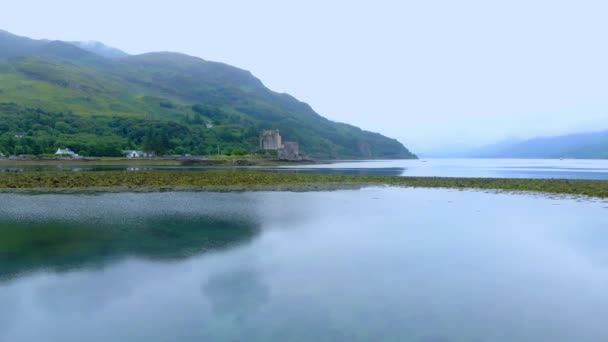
[0,30,415,159]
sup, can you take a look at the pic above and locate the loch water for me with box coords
[1,188,608,341]
[2,158,608,179]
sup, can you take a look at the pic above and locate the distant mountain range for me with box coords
[454,131,608,159]
[0,29,415,159]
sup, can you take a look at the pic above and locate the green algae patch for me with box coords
[0,170,607,198]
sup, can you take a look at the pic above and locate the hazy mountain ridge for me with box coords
[467,131,608,159]
[0,30,415,159]
[0,29,47,58]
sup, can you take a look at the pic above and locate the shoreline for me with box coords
[0,158,331,167]
[0,170,607,198]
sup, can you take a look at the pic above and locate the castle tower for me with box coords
[259,129,283,150]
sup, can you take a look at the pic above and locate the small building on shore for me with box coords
[123,150,153,158]
[55,148,78,157]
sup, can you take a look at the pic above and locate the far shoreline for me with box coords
[0,157,332,167]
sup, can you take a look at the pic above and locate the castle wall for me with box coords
[260,130,282,150]
[279,141,301,161]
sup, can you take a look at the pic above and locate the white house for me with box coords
[55,148,78,157]
[123,150,152,158]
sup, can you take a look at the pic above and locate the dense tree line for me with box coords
[0,100,414,159]
[0,104,257,157]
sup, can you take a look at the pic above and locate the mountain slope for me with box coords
[0,30,415,159]
[0,29,47,58]
[469,131,608,159]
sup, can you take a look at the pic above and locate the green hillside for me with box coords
[0,30,416,159]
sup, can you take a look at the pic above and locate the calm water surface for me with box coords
[2,158,608,179]
[279,158,608,179]
[1,188,608,341]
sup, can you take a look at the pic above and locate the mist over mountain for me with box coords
[0,29,415,159]
[70,41,129,59]
[442,132,608,159]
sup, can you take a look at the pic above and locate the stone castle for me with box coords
[259,129,301,161]
[259,129,282,150]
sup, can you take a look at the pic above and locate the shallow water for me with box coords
[280,158,608,179]
[2,158,607,179]
[1,188,608,341]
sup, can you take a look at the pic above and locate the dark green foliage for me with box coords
[0,30,416,159]
[142,127,170,155]
[0,103,251,156]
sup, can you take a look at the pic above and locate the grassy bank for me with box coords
[0,158,183,166]
[0,170,607,198]
[0,158,316,167]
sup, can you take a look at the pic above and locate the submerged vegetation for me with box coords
[0,170,607,198]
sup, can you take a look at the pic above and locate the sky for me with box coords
[2,0,608,155]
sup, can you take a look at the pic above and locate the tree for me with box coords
[143,127,170,155]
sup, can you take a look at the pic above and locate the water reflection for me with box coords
[1,189,608,341]
[0,193,261,281]
[282,159,608,179]
[3,158,608,179]
[202,264,269,319]
[273,167,406,176]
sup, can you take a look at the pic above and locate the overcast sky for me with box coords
[2,0,608,154]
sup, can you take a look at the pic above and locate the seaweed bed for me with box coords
[0,170,607,198]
